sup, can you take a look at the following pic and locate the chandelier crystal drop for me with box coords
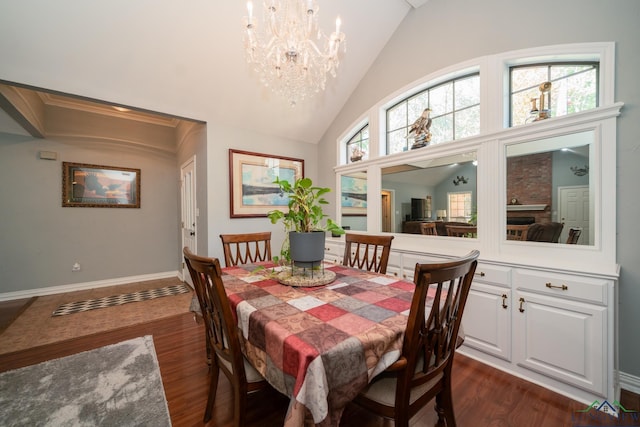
[243,0,346,106]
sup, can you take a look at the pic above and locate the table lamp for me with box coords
[437,210,447,220]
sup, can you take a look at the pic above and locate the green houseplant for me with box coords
[267,177,344,265]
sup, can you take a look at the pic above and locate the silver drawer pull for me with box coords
[546,282,568,291]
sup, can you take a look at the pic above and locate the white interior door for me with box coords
[181,156,197,284]
[558,185,589,244]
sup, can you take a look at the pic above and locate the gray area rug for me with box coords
[0,335,171,426]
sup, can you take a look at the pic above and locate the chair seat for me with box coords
[217,354,265,384]
[361,371,443,406]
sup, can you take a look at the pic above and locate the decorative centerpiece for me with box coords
[350,146,365,162]
[267,177,344,285]
[408,108,432,149]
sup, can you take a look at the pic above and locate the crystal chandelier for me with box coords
[243,0,346,106]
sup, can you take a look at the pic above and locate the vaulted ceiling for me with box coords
[0,1,428,144]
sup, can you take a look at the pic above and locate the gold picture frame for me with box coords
[229,149,304,218]
[62,162,141,208]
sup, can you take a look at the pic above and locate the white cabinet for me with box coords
[456,263,616,404]
[324,239,344,264]
[400,252,447,282]
[386,252,402,277]
[512,269,610,396]
[463,263,512,361]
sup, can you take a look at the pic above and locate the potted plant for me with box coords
[267,177,344,267]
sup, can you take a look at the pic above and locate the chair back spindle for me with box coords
[342,233,394,274]
[220,232,272,267]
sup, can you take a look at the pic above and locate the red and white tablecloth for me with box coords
[221,262,437,426]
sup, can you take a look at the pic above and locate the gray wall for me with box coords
[317,0,640,378]
[0,132,180,292]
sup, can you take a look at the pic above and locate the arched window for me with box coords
[386,73,480,155]
[510,62,598,126]
[346,124,369,164]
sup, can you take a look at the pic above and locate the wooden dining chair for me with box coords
[506,224,529,241]
[445,225,477,238]
[566,227,582,244]
[183,247,273,426]
[526,222,564,243]
[343,233,395,274]
[420,222,438,235]
[220,232,272,267]
[352,250,479,427]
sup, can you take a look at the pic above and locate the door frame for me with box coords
[180,156,197,283]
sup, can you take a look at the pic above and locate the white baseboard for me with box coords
[0,271,180,302]
[620,371,640,395]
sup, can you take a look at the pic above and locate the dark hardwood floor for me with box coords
[0,311,637,426]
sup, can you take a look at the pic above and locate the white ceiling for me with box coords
[0,1,425,144]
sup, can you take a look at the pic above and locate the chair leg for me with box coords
[203,360,220,422]
[233,386,248,427]
[434,385,456,427]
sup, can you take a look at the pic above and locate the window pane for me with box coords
[511,86,539,126]
[562,70,597,114]
[550,64,594,80]
[388,129,409,154]
[455,75,480,109]
[385,73,479,154]
[511,66,547,92]
[430,82,454,116]
[431,114,453,144]
[407,92,428,124]
[388,104,407,132]
[448,192,472,221]
[455,106,480,139]
[510,63,598,127]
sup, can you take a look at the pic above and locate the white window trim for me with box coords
[335,42,615,166]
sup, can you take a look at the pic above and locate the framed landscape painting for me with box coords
[341,173,367,216]
[62,162,140,208]
[229,149,304,218]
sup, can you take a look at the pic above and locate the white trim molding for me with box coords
[0,271,180,302]
[620,371,640,395]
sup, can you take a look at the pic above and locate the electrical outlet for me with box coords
[72,262,81,272]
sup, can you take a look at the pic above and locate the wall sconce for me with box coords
[453,175,468,186]
[437,210,447,220]
[570,165,589,176]
[529,81,552,122]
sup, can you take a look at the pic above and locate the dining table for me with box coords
[218,261,439,427]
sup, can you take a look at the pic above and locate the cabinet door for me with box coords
[513,291,606,395]
[462,282,512,361]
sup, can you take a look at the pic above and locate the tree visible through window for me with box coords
[510,63,598,126]
[448,192,472,222]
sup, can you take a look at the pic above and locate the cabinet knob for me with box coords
[518,297,525,313]
[475,271,485,277]
[501,294,508,309]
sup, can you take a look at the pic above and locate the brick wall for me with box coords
[506,152,552,224]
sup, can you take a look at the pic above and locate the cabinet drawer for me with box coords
[401,253,447,281]
[513,269,609,305]
[474,263,511,287]
[388,252,401,269]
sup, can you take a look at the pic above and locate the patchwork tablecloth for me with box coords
[221,263,433,427]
